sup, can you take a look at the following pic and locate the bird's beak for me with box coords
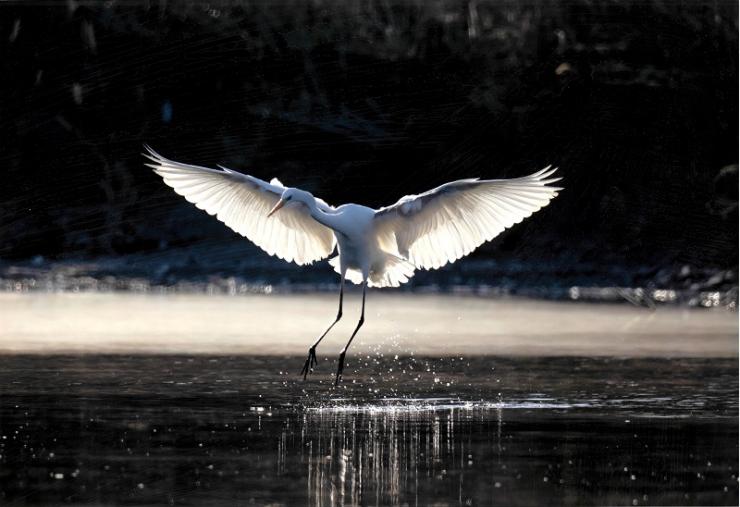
[267,199,286,217]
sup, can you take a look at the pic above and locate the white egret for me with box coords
[144,146,562,385]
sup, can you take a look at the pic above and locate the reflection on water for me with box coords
[294,401,737,506]
[298,403,504,506]
[0,355,737,505]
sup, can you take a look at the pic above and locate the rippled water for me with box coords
[0,355,737,505]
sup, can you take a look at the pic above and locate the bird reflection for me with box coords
[289,405,505,506]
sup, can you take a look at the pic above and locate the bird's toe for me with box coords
[301,348,318,380]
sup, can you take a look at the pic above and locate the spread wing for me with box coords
[373,167,562,270]
[144,146,336,265]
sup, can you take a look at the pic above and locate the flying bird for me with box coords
[143,146,562,385]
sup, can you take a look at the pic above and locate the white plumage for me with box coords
[145,149,335,265]
[144,146,562,384]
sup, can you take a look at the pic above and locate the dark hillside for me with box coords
[0,1,736,300]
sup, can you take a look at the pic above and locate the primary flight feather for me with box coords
[144,146,562,384]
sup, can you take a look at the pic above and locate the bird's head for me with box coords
[268,188,305,217]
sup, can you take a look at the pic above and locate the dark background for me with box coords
[0,0,737,297]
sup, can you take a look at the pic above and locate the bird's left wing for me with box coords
[144,146,336,265]
[373,167,562,270]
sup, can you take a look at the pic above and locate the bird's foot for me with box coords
[300,347,318,380]
[334,351,346,387]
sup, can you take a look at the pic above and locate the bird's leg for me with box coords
[301,277,344,380]
[335,281,366,386]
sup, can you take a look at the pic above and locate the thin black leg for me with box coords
[335,281,366,386]
[301,276,344,379]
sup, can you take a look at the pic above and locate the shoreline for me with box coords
[2,254,736,309]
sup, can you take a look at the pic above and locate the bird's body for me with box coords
[144,146,562,384]
[333,207,374,275]
[295,200,380,281]
[330,203,410,287]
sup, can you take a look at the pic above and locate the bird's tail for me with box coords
[328,253,416,288]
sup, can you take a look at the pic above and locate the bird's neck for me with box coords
[302,196,339,231]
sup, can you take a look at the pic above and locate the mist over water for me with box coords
[1,355,736,505]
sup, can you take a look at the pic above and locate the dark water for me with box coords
[0,355,737,506]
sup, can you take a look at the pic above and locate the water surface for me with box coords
[0,355,737,506]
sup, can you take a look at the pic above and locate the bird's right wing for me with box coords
[373,167,562,270]
[144,146,336,265]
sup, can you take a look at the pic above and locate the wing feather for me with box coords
[144,146,336,265]
[374,167,562,270]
